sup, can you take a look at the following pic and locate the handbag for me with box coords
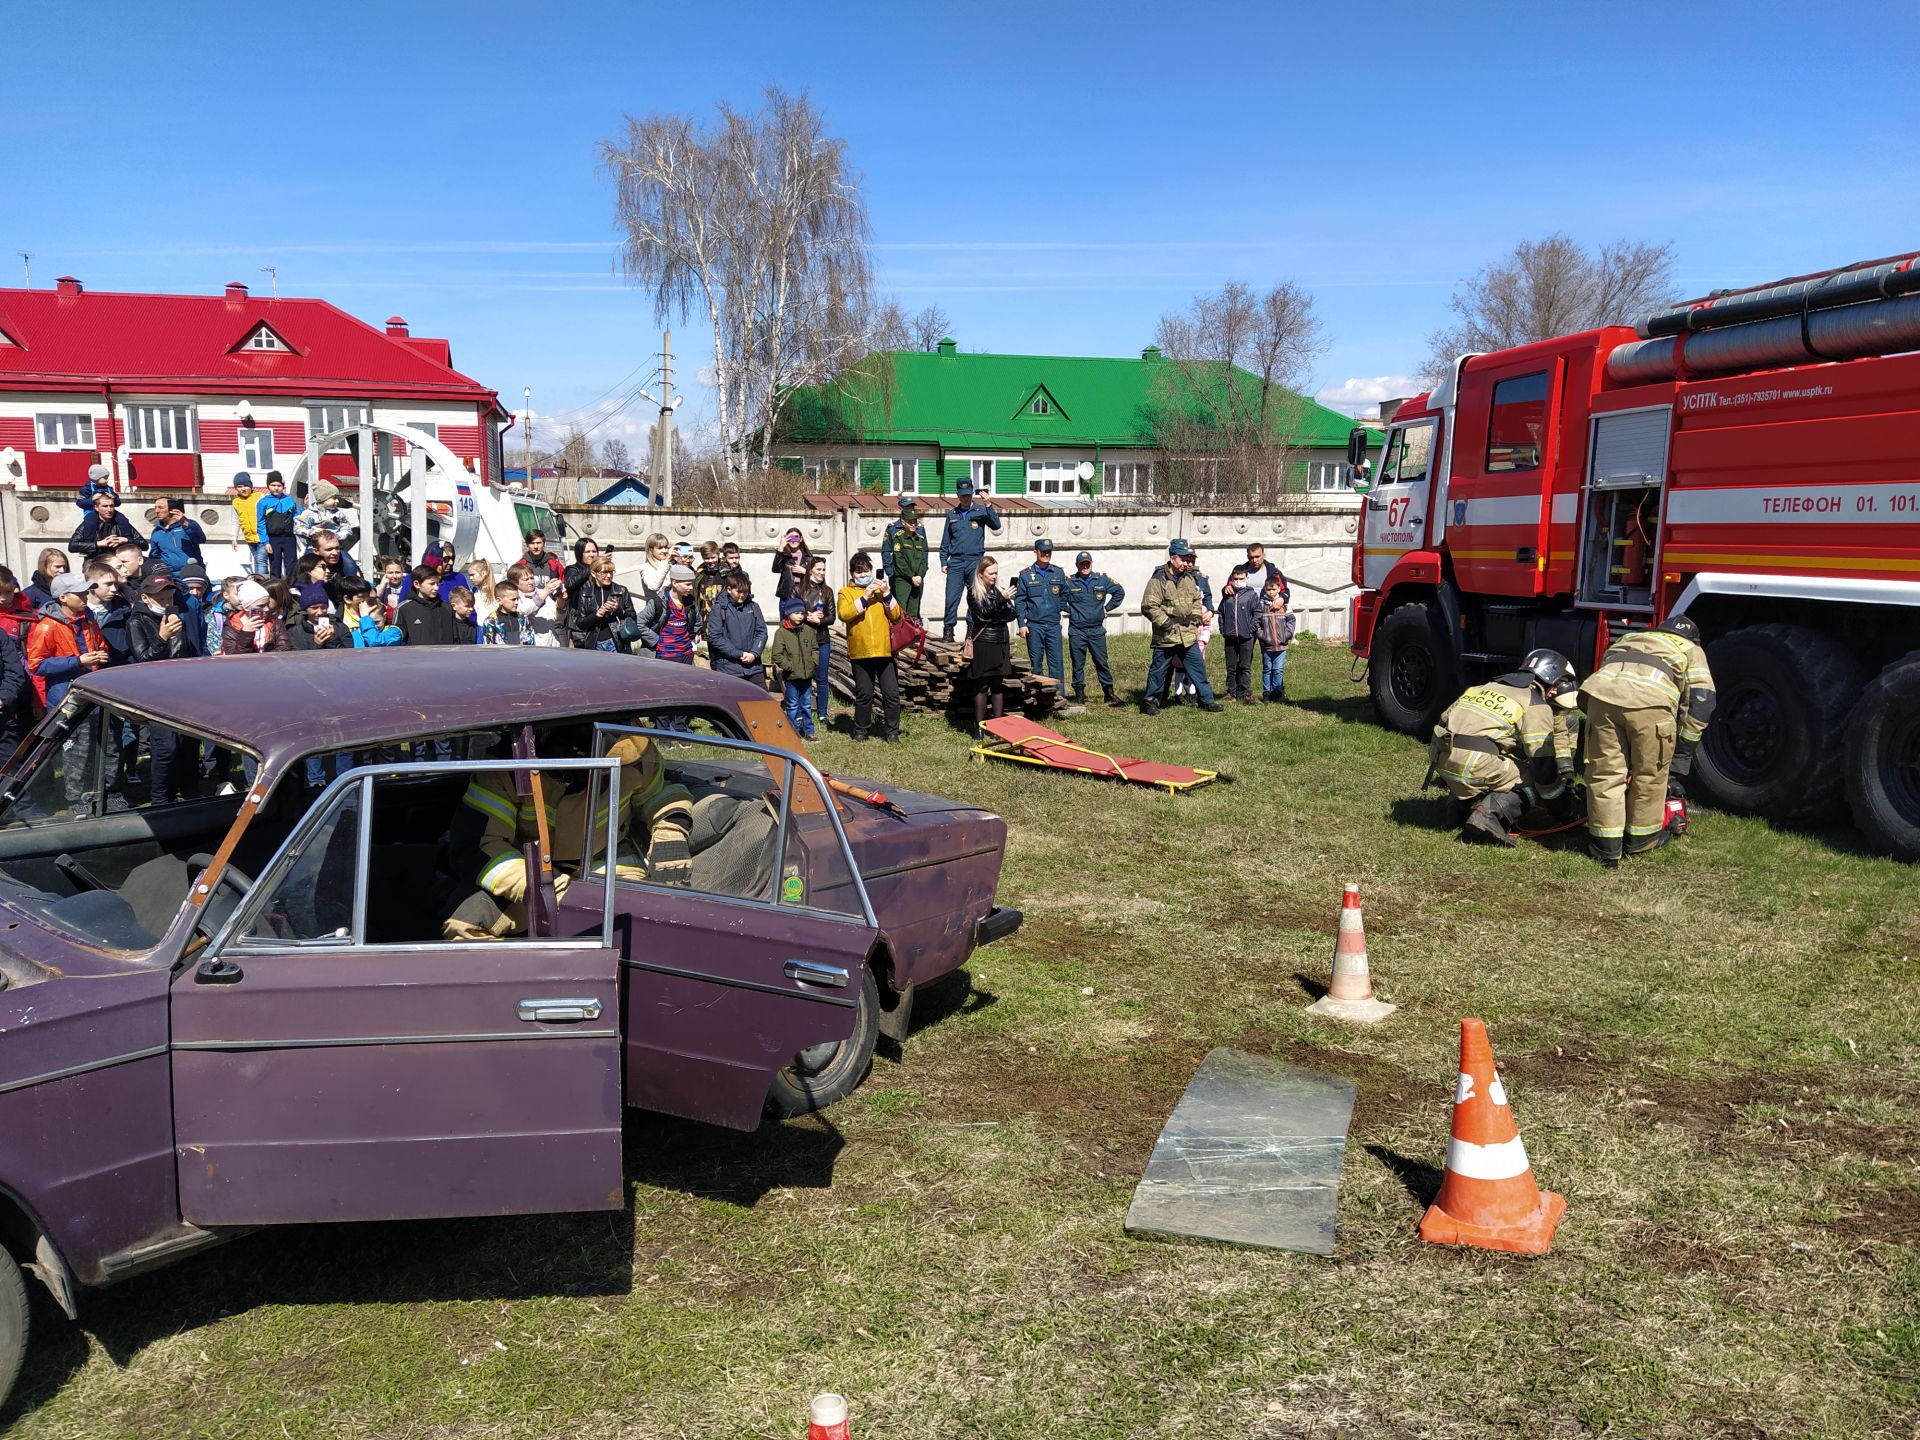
[890,613,927,662]
[614,616,644,646]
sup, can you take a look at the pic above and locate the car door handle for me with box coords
[784,960,849,988]
[516,997,603,1023]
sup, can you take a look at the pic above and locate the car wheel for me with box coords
[1693,624,1866,820]
[0,1245,28,1416]
[1370,602,1460,737]
[1844,651,1920,861]
[764,964,880,1119]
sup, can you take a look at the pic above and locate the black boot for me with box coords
[1624,829,1672,856]
[1461,791,1521,848]
[1589,835,1623,869]
[1103,686,1121,706]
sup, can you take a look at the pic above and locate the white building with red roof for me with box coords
[0,277,505,494]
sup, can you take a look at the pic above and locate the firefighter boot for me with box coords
[1625,828,1673,857]
[1589,834,1623,870]
[1462,791,1523,848]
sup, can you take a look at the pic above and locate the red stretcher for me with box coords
[970,717,1218,794]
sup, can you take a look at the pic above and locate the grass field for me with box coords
[6,637,1917,1439]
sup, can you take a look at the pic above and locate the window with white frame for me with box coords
[1306,460,1352,493]
[401,420,438,439]
[35,413,95,450]
[969,458,998,493]
[889,458,917,494]
[126,405,195,452]
[240,427,275,470]
[1030,393,1051,415]
[308,403,370,453]
[1025,459,1077,496]
[1103,460,1153,498]
[243,325,290,352]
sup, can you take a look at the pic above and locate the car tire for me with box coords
[1844,651,1920,861]
[764,964,881,1119]
[0,1245,28,1416]
[1693,624,1866,820]
[1370,601,1460,737]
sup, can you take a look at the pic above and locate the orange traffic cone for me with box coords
[1307,883,1396,1024]
[807,1393,850,1440]
[1419,1018,1565,1255]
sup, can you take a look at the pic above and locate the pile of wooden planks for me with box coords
[827,632,1058,716]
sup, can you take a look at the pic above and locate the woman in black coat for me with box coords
[964,556,1019,733]
[772,528,813,603]
[567,556,639,654]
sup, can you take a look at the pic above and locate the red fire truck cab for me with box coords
[1348,255,1920,860]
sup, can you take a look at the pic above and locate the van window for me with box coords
[1484,372,1549,473]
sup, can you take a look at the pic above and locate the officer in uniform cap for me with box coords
[881,495,929,620]
[1061,549,1125,704]
[937,477,1001,640]
[1579,614,1716,867]
[1013,538,1066,685]
[1429,649,1580,846]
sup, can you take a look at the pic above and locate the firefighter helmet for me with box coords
[1657,614,1701,644]
[1522,648,1579,705]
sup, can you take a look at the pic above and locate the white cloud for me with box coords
[1315,375,1425,416]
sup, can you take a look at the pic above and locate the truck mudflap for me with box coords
[975,906,1023,947]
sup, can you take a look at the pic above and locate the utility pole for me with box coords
[638,329,683,508]
[522,387,532,492]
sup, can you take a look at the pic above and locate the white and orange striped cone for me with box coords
[807,1392,850,1440]
[1306,883,1396,1023]
[1419,1018,1565,1255]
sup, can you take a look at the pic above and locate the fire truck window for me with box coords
[1379,423,1435,487]
[1485,372,1549,473]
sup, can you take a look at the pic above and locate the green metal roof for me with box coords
[779,347,1380,452]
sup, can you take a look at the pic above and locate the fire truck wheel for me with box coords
[1369,602,1460,737]
[1844,652,1920,861]
[0,1244,26,1416]
[1694,623,1866,821]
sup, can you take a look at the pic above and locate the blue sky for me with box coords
[5,0,1917,452]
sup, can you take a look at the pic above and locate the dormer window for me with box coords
[1030,394,1050,415]
[243,325,290,352]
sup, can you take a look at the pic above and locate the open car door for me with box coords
[584,724,883,1131]
[169,756,625,1226]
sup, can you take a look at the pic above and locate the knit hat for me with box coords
[668,563,696,582]
[312,479,341,507]
[235,579,270,609]
[233,472,253,489]
[52,574,90,599]
[779,597,807,618]
[178,562,210,588]
[295,583,331,609]
[87,463,111,483]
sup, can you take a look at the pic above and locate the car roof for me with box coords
[73,649,771,761]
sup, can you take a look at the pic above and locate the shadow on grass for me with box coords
[1293,970,1329,1001]
[1388,793,1452,830]
[1289,692,1384,726]
[1364,1142,1445,1209]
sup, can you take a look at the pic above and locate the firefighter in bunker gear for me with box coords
[446,735,694,938]
[1428,648,1580,847]
[1578,614,1716,867]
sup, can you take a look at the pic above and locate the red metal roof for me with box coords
[0,282,498,410]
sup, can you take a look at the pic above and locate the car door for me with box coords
[1361,418,1438,590]
[585,724,881,1132]
[168,755,626,1227]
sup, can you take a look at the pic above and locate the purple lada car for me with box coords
[0,648,1020,1406]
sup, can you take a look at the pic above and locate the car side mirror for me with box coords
[1345,427,1369,467]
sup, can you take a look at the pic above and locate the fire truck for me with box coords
[1346,251,1920,860]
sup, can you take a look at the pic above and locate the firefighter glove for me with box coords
[648,820,693,886]
[1667,775,1687,801]
[1670,738,1697,778]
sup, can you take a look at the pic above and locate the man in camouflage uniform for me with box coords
[1578,614,1717,867]
[1429,649,1580,846]
[881,496,929,621]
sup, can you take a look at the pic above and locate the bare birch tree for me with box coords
[1149,281,1326,503]
[602,88,877,479]
[1422,235,1678,382]
[908,305,952,351]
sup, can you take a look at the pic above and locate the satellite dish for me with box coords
[1074,461,1095,482]
[0,447,16,465]
[235,399,253,419]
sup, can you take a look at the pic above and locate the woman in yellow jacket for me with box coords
[837,549,905,742]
